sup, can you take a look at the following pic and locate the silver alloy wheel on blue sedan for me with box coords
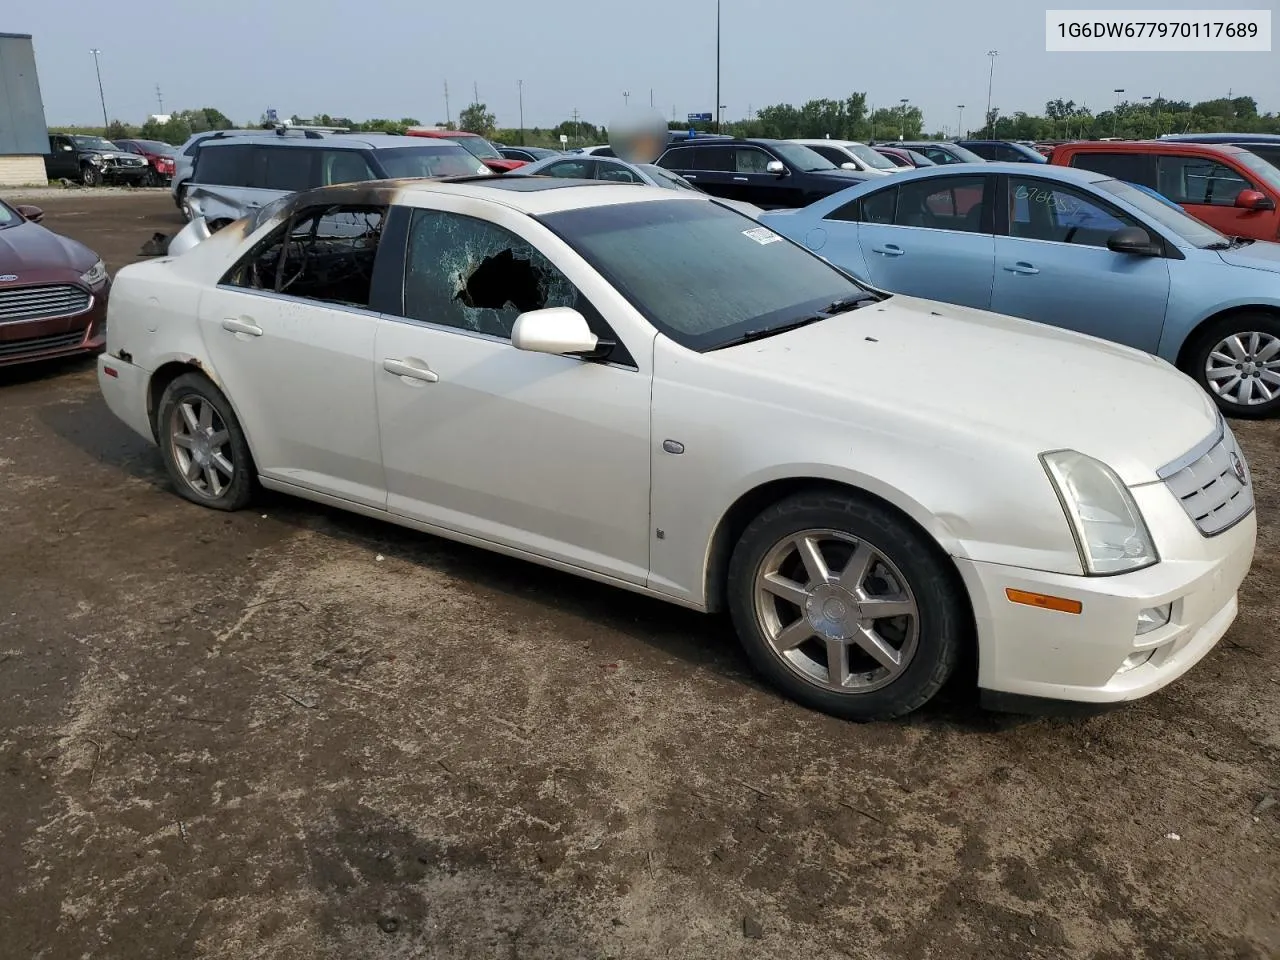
[1204,330,1280,409]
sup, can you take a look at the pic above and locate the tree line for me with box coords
[49,90,1279,150]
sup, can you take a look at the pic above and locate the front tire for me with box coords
[727,491,966,721]
[1185,312,1280,419]
[80,164,101,187]
[156,373,254,511]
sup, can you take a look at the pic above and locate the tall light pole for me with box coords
[899,98,909,140]
[517,79,524,145]
[956,105,965,139]
[715,0,721,133]
[89,49,108,134]
[1141,94,1151,137]
[985,50,998,137]
[1112,87,1125,137]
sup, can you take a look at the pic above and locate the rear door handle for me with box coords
[383,358,439,383]
[872,244,904,257]
[221,317,262,337]
[1004,261,1040,275]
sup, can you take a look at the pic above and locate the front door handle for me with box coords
[383,357,439,383]
[683,174,697,179]
[872,244,905,257]
[1004,261,1040,275]
[733,176,749,181]
[221,317,262,337]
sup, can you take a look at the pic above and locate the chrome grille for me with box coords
[1159,424,1254,536]
[0,285,92,324]
[0,330,87,358]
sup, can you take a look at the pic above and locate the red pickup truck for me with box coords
[1051,140,1280,241]
[405,129,526,173]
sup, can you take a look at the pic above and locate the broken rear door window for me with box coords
[402,209,581,338]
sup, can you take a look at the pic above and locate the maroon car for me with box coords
[114,138,178,187]
[0,199,110,367]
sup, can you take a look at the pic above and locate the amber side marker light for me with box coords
[1005,588,1083,615]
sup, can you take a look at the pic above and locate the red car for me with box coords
[114,138,178,187]
[0,200,110,367]
[1051,140,1280,241]
[405,129,527,172]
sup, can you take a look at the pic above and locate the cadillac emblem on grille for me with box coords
[1231,452,1247,485]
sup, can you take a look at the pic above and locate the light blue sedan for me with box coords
[759,163,1280,418]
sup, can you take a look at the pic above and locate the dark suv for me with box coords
[654,138,867,208]
[955,140,1047,163]
[43,134,149,187]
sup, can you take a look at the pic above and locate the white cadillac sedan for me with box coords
[98,176,1256,721]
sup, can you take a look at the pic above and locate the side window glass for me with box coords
[597,162,641,183]
[1008,178,1133,247]
[733,148,772,173]
[196,144,252,186]
[893,177,987,232]
[222,204,386,307]
[403,210,583,339]
[543,159,592,178]
[860,188,896,224]
[320,149,375,186]
[257,147,314,191]
[657,147,694,169]
[697,146,733,172]
[1157,156,1252,206]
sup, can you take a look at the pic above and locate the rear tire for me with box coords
[155,373,255,511]
[176,182,192,221]
[1184,312,1280,420]
[727,491,966,721]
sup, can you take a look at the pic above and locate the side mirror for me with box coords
[1106,226,1160,256]
[765,160,786,176]
[1235,189,1275,211]
[15,204,43,223]
[62,144,74,152]
[511,307,608,359]
[840,162,858,170]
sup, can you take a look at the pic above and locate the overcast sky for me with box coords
[9,0,1277,133]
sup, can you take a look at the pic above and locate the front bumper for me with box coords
[101,163,148,184]
[958,489,1256,706]
[0,282,109,367]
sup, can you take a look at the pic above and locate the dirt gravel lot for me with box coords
[1,191,1278,960]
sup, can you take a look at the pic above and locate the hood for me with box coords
[0,222,96,278]
[1216,239,1280,273]
[806,169,868,182]
[712,295,1219,486]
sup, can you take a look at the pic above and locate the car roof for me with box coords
[859,161,1110,184]
[1159,132,1280,144]
[1059,139,1248,156]
[200,133,450,151]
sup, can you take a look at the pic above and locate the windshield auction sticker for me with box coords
[1046,9,1271,50]
[742,226,783,245]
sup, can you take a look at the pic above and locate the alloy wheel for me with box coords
[1205,331,1280,407]
[752,528,919,694]
[168,395,235,499]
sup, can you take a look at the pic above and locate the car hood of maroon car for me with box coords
[0,221,98,282]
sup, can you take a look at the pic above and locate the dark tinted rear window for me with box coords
[195,144,253,186]
[1068,151,1151,184]
[256,146,314,191]
[657,146,696,169]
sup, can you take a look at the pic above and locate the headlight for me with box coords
[80,259,108,287]
[88,155,104,165]
[1041,450,1159,575]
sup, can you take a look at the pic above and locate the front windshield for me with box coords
[638,164,698,191]
[847,143,897,170]
[376,145,490,178]
[769,141,838,172]
[1235,150,1280,193]
[540,199,869,351]
[453,136,502,160]
[945,143,986,163]
[907,151,936,166]
[71,136,118,152]
[1095,178,1226,249]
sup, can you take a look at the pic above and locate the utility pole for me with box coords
[571,106,580,142]
[444,80,451,128]
[623,90,630,108]
[956,105,964,139]
[155,84,164,116]
[715,0,721,133]
[89,49,108,134]
[518,79,524,145]
[473,81,480,105]
[899,98,909,140]
[985,50,998,138]
[649,88,654,108]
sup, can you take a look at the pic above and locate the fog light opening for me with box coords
[1118,649,1155,674]
[1135,604,1172,636]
